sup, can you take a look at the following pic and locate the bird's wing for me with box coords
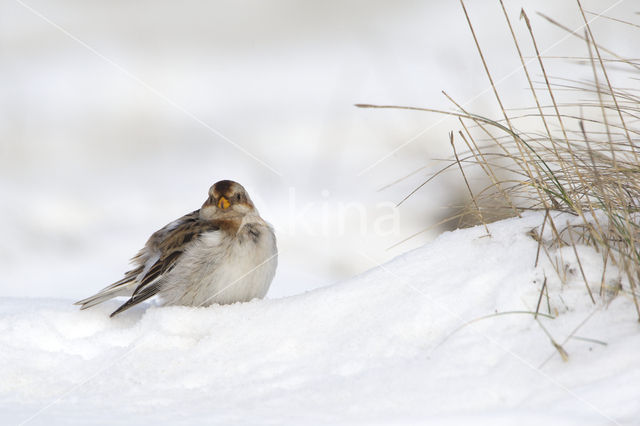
[74,210,200,309]
[110,211,222,317]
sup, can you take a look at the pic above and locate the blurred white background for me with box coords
[1,0,637,299]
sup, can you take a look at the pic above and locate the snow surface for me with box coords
[2,212,639,425]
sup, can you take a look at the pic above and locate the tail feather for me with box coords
[75,282,134,310]
[76,252,148,311]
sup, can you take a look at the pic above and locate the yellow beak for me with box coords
[217,196,230,209]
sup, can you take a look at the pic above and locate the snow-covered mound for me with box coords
[2,213,639,425]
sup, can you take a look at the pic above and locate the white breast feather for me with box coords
[158,222,277,307]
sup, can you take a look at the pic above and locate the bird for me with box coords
[75,180,277,317]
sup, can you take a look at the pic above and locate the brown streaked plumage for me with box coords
[75,180,278,317]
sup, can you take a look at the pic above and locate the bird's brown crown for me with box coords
[205,180,254,211]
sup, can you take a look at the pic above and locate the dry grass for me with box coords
[358,0,640,321]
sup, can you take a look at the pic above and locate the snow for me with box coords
[2,212,639,425]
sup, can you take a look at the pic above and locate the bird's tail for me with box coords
[74,281,134,310]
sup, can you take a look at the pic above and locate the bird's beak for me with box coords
[217,196,230,209]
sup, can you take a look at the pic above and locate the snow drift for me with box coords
[2,212,639,425]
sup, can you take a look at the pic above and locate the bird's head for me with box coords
[201,180,256,218]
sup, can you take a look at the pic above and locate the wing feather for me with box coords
[110,212,221,316]
[78,208,239,315]
[109,282,163,317]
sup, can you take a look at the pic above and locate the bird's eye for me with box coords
[235,194,241,201]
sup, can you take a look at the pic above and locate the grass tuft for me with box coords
[358,1,640,321]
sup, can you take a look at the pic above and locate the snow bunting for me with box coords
[76,180,277,317]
